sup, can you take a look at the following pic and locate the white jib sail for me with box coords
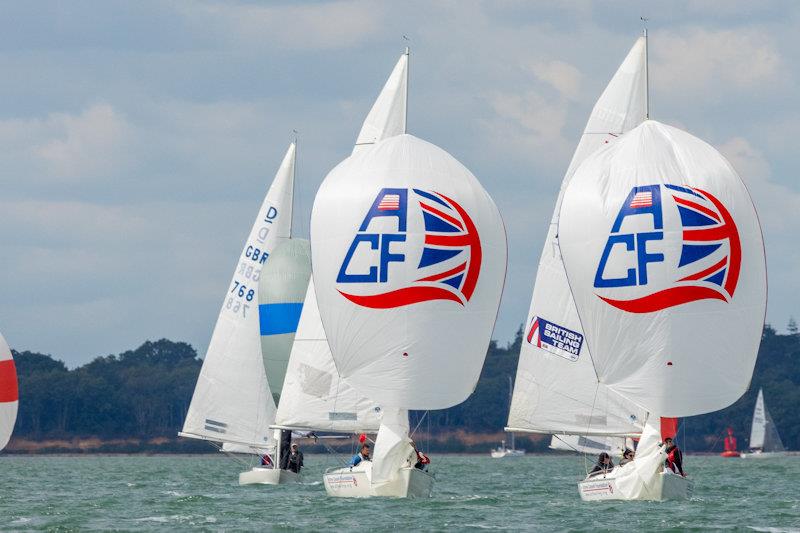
[274,278,382,433]
[181,142,295,447]
[310,134,507,410]
[508,37,648,436]
[559,120,767,417]
[0,332,18,451]
[371,407,415,485]
[258,238,312,399]
[352,50,408,155]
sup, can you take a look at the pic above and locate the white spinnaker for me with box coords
[274,278,382,433]
[0,332,18,451]
[259,238,312,398]
[181,143,295,447]
[508,37,648,436]
[311,134,507,410]
[559,120,767,417]
[371,407,414,485]
[749,388,766,449]
[352,50,408,155]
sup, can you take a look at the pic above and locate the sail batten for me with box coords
[181,142,296,448]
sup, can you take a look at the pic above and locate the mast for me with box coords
[290,132,297,239]
[642,18,650,119]
[403,46,409,134]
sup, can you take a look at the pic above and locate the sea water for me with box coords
[1,454,798,531]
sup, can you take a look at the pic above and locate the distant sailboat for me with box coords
[506,37,649,450]
[180,142,296,483]
[0,332,18,451]
[312,49,507,498]
[741,389,786,458]
[491,377,525,458]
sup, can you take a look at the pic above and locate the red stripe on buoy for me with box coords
[0,359,18,402]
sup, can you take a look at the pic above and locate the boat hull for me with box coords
[740,451,788,459]
[238,467,300,486]
[323,463,434,498]
[578,471,693,502]
[490,449,526,458]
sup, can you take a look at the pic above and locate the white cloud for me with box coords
[529,60,582,100]
[187,0,384,50]
[652,27,783,94]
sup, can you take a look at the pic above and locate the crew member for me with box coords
[286,443,304,474]
[350,443,371,467]
[664,437,685,476]
[589,452,614,475]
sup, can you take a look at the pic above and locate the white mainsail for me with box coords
[352,50,408,155]
[0,332,18,451]
[258,238,312,399]
[558,120,767,418]
[749,388,785,452]
[507,37,649,437]
[274,278,382,433]
[549,434,628,456]
[181,143,295,448]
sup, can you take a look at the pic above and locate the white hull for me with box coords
[740,450,788,459]
[238,467,300,486]
[490,449,526,458]
[323,462,434,498]
[578,471,693,502]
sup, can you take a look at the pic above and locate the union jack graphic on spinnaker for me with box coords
[594,183,741,313]
[336,188,482,308]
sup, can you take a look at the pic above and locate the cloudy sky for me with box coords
[1,1,798,366]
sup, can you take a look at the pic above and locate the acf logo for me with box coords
[594,184,741,313]
[336,188,482,308]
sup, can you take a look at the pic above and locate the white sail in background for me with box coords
[508,37,648,436]
[181,143,295,448]
[352,50,408,155]
[274,278,382,433]
[749,388,785,452]
[0,332,18,451]
[558,120,767,417]
[310,134,507,410]
[258,238,312,399]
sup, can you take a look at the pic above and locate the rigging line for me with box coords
[552,433,582,454]
[410,410,429,437]
[582,381,602,476]
[208,441,254,469]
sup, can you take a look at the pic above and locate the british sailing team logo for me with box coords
[594,184,741,313]
[526,316,583,361]
[336,188,482,308]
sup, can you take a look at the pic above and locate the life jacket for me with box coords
[417,451,430,465]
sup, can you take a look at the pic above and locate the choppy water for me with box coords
[1,454,799,531]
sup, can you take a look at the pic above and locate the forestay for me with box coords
[352,50,408,155]
[559,120,767,417]
[274,278,382,433]
[310,134,507,410]
[0,332,18,451]
[259,238,312,399]
[181,143,295,447]
[507,37,648,436]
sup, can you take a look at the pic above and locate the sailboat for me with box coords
[180,142,296,484]
[491,377,525,457]
[741,388,786,458]
[510,34,768,502]
[0,332,18,451]
[507,37,649,458]
[311,50,507,498]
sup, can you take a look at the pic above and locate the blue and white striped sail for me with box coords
[258,238,311,400]
[181,143,295,448]
[508,37,649,437]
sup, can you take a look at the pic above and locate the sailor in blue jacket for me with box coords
[350,443,371,467]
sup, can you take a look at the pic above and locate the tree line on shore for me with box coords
[8,323,799,453]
